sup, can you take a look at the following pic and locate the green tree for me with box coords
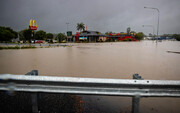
[56,33,66,42]
[0,26,17,42]
[173,34,180,41]
[46,33,54,43]
[19,30,26,42]
[46,33,53,40]
[77,22,85,32]
[22,29,32,42]
[6,27,18,38]
[135,32,144,40]
[35,30,46,40]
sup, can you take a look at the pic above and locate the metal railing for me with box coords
[0,70,180,113]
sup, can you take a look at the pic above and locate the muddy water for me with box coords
[0,41,180,113]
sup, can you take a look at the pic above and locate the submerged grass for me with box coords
[0,45,36,50]
[0,44,71,50]
[21,46,36,49]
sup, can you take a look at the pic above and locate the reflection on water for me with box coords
[0,41,180,113]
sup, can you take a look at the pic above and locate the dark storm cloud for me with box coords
[0,0,180,35]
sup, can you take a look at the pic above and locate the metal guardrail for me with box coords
[0,74,180,97]
[0,70,180,113]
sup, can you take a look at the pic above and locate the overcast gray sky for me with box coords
[0,0,180,35]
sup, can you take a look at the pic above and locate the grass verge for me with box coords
[0,46,36,50]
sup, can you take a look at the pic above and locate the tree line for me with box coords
[0,26,18,42]
[0,26,67,43]
[172,34,180,41]
[1,25,180,42]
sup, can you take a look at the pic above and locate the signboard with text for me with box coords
[79,37,87,40]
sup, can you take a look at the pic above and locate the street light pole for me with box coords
[144,7,160,42]
[142,25,155,37]
[66,23,69,42]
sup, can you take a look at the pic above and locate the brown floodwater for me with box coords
[0,41,180,113]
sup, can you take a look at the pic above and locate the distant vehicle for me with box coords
[35,40,43,43]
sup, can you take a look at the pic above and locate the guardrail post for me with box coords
[132,74,143,113]
[25,70,39,113]
[132,95,140,113]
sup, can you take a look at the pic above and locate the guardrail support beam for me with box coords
[132,74,142,113]
[25,70,39,113]
[132,95,140,113]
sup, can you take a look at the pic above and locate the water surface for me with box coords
[0,41,180,113]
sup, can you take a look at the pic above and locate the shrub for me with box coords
[135,32,144,40]
[173,34,180,41]
[0,45,36,50]
[123,38,132,41]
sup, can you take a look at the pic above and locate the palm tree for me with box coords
[77,22,85,32]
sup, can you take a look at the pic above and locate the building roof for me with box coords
[79,30,100,36]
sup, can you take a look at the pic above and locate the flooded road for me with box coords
[0,41,180,113]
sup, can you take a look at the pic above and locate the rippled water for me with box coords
[0,40,180,113]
